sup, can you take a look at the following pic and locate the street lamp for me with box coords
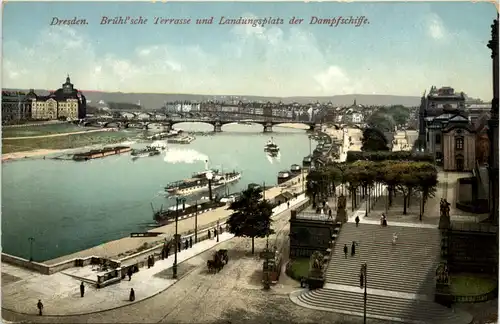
[28,237,35,262]
[173,196,185,279]
[360,262,367,324]
[216,219,220,242]
[206,171,214,201]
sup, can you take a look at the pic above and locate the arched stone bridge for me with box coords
[78,117,322,133]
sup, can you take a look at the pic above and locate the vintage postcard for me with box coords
[1,1,499,323]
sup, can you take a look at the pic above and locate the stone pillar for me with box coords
[487,15,499,225]
[263,123,273,133]
[213,122,222,132]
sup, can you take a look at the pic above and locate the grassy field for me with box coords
[287,258,310,281]
[2,132,133,154]
[450,273,497,296]
[2,124,90,138]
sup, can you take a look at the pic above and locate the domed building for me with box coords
[31,75,87,120]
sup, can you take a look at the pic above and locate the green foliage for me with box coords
[366,112,395,132]
[226,187,275,242]
[361,128,389,152]
[345,151,435,163]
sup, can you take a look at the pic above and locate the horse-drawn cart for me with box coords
[207,249,229,273]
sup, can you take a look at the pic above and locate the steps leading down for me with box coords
[292,288,472,324]
[325,223,441,295]
[290,223,473,324]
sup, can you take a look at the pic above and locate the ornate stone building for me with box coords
[442,123,476,171]
[418,86,466,151]
[1,91,33,123]
[31,75,87,120]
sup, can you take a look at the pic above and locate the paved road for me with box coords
[2,200,390,324]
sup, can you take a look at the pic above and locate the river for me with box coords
[2,123,316,261]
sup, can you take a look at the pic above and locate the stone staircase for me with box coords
[325,223,441,294]
[290,223,474,324]
[293,289,470,324]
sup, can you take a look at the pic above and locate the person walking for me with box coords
[208,229,211,239]
[343,244,348,258]
[355,215,360,227]
[359,272,364,288]
[37,299,44,315]
[189,236,193,248]
[351,241,356,257]
[80,282,85,297]
[127,267,133,281]
[129,288,135,302]
[214,228,218,239]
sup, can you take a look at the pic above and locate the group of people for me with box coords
[343,241,358,258]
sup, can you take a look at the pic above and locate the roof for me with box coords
[442,123,476,133]
[275,191,294,200]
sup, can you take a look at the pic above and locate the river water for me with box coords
[2,123,315,261]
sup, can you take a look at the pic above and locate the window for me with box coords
[435,134,441,144]
[456,137,464,150]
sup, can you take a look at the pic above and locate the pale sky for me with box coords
[2,2,497,100]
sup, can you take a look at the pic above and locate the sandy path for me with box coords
[1,149,65,162]
[3,128,116,140]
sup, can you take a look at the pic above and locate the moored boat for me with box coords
[165,169,242,196]
[131,146,161,158]
[73,146,131,161]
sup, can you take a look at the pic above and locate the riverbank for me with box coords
[3,128,117,140]
[42,173,308,265]
[2,149,66,162]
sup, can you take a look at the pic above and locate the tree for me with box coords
[366,112,396,132]
[361,128,389,152]
[226,187,275,254]
[414,163,438,220]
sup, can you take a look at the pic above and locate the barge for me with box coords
[153,200,226,225]
[167,135,195,144]
[131,146,161,158]
[73,146,131,161]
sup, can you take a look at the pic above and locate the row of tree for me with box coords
[306,158,438,218]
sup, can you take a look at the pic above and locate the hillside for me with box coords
[3,89,421,109]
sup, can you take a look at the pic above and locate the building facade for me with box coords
[418,86,466,150]
[1,91,33,123]
[442,124,476,171]
[31,75,86,120]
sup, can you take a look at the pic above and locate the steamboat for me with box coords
[131,146,161,158]
[152,200,226,225]
[264,137,280,156]
[165,165,241,196]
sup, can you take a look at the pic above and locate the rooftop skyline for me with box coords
[2,2,497,100]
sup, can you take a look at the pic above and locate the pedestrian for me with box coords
[177,241,181,252]
[151,255,155,266]
[287,201,290,209]
[208,229,211,239]
[220,225,223,234]
[359,272,364,288]
[37,299,43,316]
[129,288,135,302]
[189,236,193,248]
[355,215,360,227]
[80,281,85,297]
[214,228,218,239]
[328,209,332,218]
[343,244,348,258]
[127,267,133,281]
[184,239,188,250]
[147,256,151,268]
[351,241,356,257]
[392,233,398,245]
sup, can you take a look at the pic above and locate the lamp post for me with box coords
[173,196,185,279]
[28,237,35,262]
[194,200,198,243]
[216,219,220,242]
[206,171,214,201]
[361,262,367,324]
